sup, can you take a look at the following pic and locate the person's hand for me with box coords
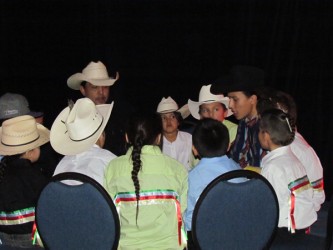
[244,166,261,174]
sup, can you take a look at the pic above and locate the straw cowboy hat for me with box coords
[50,98,113,155]
[156,97,190,119]
[188,84,232,120]
[0,115,50,156]
[67,61,119,90]
[0,93,43,120]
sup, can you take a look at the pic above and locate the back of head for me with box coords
[192,118,229,158]
[273,91,297,123]
[126,113,162,148]
[257,90,298,124]
[126,112,162,223]
[259,109,295,146]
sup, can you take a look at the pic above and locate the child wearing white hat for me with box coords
[156,97,193,171]
[188,84,238,145]
[50,98,116,186]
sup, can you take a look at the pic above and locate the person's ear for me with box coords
[125,133,129,143]
[250,94,258,105]
[192,145,199,157]
[155,134,162,145]
[21,149,34,161]
[79,85,86,97]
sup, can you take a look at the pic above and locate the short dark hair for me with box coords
[259,109,295,146]
[256,90,298,124]
[80,81,87,88]
[192,118,229,158]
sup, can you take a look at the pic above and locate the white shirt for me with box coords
[261,146,317,231]
[290,132,325,210]
[162,131,192,171]
[54,144,116,186]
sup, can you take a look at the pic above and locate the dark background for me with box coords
[1,0,332,198]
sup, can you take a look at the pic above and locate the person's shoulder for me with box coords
[177,130,192,141]
[161,154,188,175]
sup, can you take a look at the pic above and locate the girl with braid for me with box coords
[258,109,318,241]
[104,113,188,249]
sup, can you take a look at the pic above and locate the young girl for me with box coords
[259,109,317,237]
[104,113,188,249]
[0,115,49,248]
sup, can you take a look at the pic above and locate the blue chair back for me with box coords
[36,172,120,250]
[192,170,279,250]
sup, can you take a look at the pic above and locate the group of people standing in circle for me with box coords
[0,61,325,249]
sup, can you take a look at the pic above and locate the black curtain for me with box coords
[1,0,332,197]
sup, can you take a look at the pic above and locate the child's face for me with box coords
[199,102,227,122]
[161,112,179,134]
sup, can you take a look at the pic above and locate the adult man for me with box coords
[211,65,266,168]
[67,61,127,155]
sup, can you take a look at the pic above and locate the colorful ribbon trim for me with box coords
[115,189,183,246]
[0,207,35,225]
[311,178,324,191]
[288,176,310,233]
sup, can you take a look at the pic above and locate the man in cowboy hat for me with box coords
[211,65,267,169]
[188,84,238,145]
[50,98,116,186]
[156,97,192,171]
[67,61,129,156]
[67,61,119,105]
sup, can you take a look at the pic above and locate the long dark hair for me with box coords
[125,113,162,223]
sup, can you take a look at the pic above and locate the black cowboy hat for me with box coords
[211,65,265,94]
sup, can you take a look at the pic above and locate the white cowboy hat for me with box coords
[156,97,190,119]
[50,98,114,155]
[0,115,50,156]
[188,84,233,120]
[67,61,119,90]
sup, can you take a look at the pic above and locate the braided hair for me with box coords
[125,113,162,223]
[259,108,296,146]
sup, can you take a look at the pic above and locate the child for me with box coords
[0,115,49,248]
[257,90,325,210]
[184,118,241,249]
[156,96,192,171]
[50,98,116,186]
[259,109,317,237]
[104,113,188,249]
[188,84,238,145]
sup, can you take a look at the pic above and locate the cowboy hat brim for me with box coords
[0,124,50,156]
[67,72,119,90]
[157,104,190,120]
[188,98,233,120]
[50,102,114,155]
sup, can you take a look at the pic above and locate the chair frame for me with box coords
[36,172,120,250]
[192,169,279,250]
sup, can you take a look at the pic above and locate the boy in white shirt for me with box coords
[259,109,317,237]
